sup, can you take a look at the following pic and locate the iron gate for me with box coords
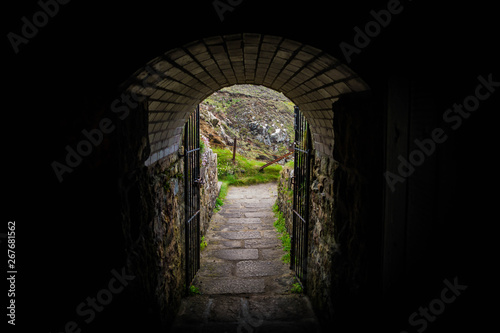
[184,105,201,292]
[291,106,311,289]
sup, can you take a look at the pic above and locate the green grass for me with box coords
[214,147,282,186]
[203,95,241,114]
[272,203,291,264]
[188,285,201,295]
[212,147,283,216]
[200,236,208,251]
[291,282,303,294]
[213,181,229,213]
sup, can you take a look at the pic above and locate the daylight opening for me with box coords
[201,84,295,164]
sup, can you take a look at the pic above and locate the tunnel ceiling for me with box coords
[124,33,369,165]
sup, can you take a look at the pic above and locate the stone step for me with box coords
[197,277,266,294]
[171,295,321,333]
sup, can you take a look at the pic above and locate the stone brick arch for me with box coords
[123,33,369,165]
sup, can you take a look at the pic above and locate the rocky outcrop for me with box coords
[199,85,294,160]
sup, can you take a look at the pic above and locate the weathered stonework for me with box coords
[118,109,220,329]
[276,154,338,324]
[200,147,218,236]
[119,151,186,329]
[307,153,338,322]
[276,138,381,330]
[276,165,293,233]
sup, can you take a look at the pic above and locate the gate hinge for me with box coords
[194,178,205,186]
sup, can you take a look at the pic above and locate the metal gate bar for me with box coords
[184,105,201,291]
[291,106,311,289]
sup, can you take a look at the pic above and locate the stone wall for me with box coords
[325,93,383,329]
[117,106,220,330]
[307,153,338,323]
[118,151,186,329]
[200,147,219,236]
[276,154,339,326]
[276,165,293,233]
[275,93,383,331]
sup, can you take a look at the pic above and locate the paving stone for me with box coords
[261,248,285,260]
[206,297,242,321]
[258,199,276,206]
[174,183,319,331]
[223,225,245,231]
[259,220,276,227]
[220,212,241,218]
[221,204,241,210]
[242,198,262,204]
[213,249,259,260]
[245,238,280,248]
[244,212,274,218]
[247,295,317,321]
[262,230,280,238]
[207,238,245,249]
[226,194,248,199]
[236,261,284,277]
[199,278,265,294]
[240,207,269,212]
[219,231,261,240]
[197,262,234,277]
[221,240,243,248]
[243,203,268,208]
[227,217,261,224]
[173,296,212,324]
[222,224,261,231]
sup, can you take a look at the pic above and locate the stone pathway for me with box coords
[171,183,321,333]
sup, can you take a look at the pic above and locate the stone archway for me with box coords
[118,33,374,330]
[121,33,369,165]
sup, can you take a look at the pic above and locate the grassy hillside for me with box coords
[214,147,282,186]
[200,84,295,162]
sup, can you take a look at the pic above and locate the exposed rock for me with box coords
[200,85,294,159]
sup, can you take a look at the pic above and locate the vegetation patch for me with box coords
[188,285,201,295]
[213,180,229,213]
[200,236,208,251]
[291,282,303,294]
[214,147,282,186]
[272,203,291,264]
